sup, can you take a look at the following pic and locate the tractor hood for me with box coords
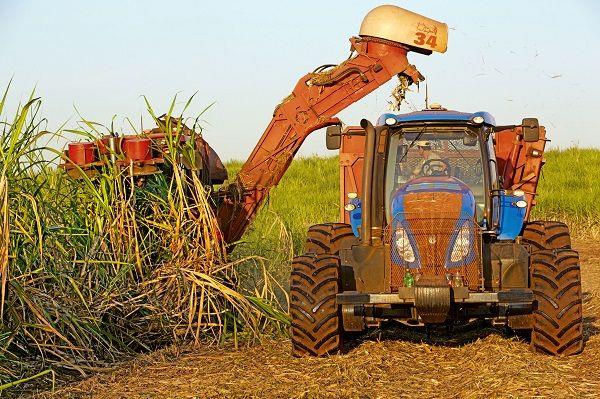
[388,176,481,289]
[390,176,476,220]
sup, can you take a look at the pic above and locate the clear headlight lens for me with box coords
[394,227,415,263]
[450,224,470,262]
[515,200,527,208]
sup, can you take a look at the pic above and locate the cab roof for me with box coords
[378,110,496,126]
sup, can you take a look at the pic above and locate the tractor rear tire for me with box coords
[289,253,342,357]
[522,221,572,251]
[305,223,354,255]
[530,249,584,356]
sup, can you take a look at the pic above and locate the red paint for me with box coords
[494,126,547,220]
[68,142,96,165]
[122,138,152,161]
[97,137,111,155]
[339,126,365,223]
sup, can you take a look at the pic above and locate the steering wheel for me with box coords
[420,158,451,177]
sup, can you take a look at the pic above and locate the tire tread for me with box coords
[290,253,342,357]
[530,249,584,356]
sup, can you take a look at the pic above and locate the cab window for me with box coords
[385,127,485,222]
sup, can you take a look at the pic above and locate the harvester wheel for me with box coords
[305,223,354,255]
[289,253,342,357]
[522,221,572,251]
[530,249,584,356]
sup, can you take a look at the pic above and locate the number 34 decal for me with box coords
[414,32,437,48]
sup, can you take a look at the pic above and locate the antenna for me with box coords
[425,82,429,110]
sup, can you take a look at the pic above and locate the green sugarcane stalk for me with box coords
[0,369,54,392]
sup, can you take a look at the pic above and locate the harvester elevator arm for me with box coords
[215,4,449,244]
[216,36,425,244]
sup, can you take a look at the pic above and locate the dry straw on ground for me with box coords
[41,238,600,399]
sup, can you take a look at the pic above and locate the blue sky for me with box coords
[1,1,599,160]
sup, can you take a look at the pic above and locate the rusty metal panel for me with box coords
[494,125,547,220]
[386,216,483,292]
[339,127,365,223]
[489,242,529,289]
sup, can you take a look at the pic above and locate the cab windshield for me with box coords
[385,126,485,221]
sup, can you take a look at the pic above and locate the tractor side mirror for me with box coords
[522,118,540,142]
[326,124,342,150]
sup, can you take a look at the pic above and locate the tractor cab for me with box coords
[379,108,535,242]
[383,111,492,226]
[337,108,532,240]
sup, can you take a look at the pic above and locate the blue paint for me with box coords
[497,192,527,240]
[390,176,475,219]
[389,177,478,269]
[378,110,496,126]
[405,182,462,192]
[347,197,362,237]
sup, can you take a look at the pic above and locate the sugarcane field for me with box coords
[1,1,599,398]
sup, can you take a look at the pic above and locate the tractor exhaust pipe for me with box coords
[360,119,377,245]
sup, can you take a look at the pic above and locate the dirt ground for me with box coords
[44,239,600,399]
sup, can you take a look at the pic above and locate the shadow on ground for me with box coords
[343,319,509,352]
[342,309,599,353]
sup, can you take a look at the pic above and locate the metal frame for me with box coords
[337,288,533,305]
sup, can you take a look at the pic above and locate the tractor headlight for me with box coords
[394,226,415,263]
[450,224,470,262]
[515,200,527,208]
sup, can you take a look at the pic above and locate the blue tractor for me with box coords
[290,106,583,357]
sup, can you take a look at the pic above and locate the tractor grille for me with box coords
[386,216,483,292]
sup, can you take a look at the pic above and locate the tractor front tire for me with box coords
[305,223,354,255]
[530,249,584,356]
[522,221,572,251]
[289,253,342,357]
